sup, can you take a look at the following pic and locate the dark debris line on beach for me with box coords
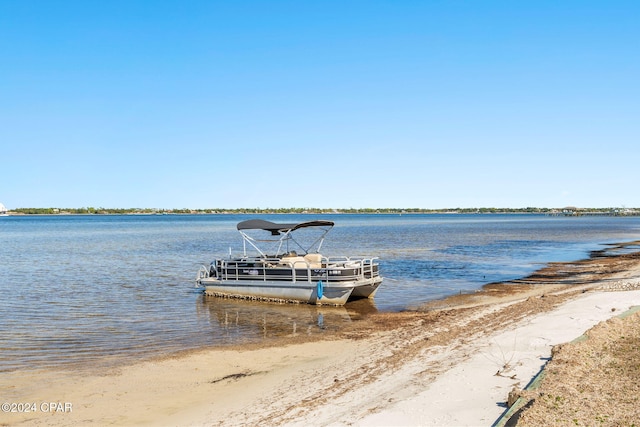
[496,241,640,287]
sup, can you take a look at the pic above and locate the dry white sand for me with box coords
[351,289,640,427]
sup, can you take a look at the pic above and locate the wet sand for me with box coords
[2,245,640,426]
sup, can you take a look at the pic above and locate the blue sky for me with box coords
[1,1,638,209]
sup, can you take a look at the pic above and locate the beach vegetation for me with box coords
[515,311,640,426]
[9,206,640,216]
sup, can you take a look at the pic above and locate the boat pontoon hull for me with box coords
[199,278,354,305]
[349,278,383,299]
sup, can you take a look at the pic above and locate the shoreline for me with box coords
[4,209,640,216]
[2,247,640,426]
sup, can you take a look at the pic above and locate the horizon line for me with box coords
[6,206,639,212]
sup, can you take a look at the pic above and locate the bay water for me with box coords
[1,213,639,372]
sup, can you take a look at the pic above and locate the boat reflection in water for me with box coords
[195,295,378,344]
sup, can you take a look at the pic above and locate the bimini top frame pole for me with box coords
[236,219,335,257]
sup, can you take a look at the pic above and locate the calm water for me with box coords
[1,214,640,372]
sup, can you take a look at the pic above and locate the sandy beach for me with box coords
[2,249,640,427]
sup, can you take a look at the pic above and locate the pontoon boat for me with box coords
[196,219,383,305]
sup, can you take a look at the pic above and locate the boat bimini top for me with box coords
[236,219,335,257]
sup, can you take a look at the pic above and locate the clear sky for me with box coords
[1,1,638,209]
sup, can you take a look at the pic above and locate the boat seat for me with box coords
[304,253,323,268]
[277,254,324,269]
[278,256,307,267]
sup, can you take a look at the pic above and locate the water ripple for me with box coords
[1,214,639,371]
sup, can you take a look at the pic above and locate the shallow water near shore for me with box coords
[1,213,640,372]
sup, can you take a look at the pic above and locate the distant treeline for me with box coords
[9,207,640,215]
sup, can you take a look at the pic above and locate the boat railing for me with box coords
[215,256,380,283]
[324,256,380,280]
